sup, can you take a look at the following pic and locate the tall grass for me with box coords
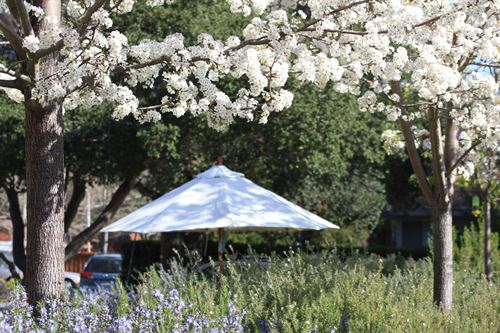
[157,250,498,332]
[0,249,498,332]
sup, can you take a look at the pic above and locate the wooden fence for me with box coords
[65,252,95,273]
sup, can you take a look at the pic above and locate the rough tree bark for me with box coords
[3,186,26,274]
[24,0,65,305]
[430,199,454,310]
[25,100,65,304]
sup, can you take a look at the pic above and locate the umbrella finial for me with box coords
[215,156,223,166]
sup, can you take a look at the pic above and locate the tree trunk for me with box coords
[484,197,492,283]
[4,187,26,274]
[431,199,453,310]
[20,0,65,306]
[25,101,65,305]
[393,83,459,310]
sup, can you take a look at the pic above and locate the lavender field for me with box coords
[0,246,498,333]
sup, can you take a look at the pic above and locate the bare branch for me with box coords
[0,66,32,84]
[0,78,25,89]
[470,62,500,69]
[428,107,447,201]
[444,109,459,172]
[64,178,86,233]
[33,40,64,60]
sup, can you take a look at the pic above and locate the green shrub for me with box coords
[455,221,500,280]
[143,250,498,333]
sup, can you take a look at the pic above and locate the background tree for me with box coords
[459,150,499,282]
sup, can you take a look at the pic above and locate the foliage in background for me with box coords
[455,220,500,280]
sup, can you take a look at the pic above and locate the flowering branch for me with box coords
[32,0,110,60]
[76,0,109,34]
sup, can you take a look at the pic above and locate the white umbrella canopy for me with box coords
[102,165,339,233]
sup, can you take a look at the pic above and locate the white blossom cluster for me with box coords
[0,0,499,165]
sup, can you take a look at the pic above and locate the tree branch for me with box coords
[76,0,109,35]
[470,62,500,69]
[445,140,481,178]
[444,110,459,172]
[64,177,86,233]
[0,66,32,84]
[391,81,434,204]
[125,1,371,72]
[0,78,25,89]
[13,0,33,36]
[32,40,64,60]
[0,15,26,58]
[428,107,447,202]
[296,0,371,33]
[0,253,20,279]
[64,171,142,260]
[4,186,26,274]
[32,0,109,60]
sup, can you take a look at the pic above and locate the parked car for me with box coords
[79,253,123,291]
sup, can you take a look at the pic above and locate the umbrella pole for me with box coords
[217,228,224,273]
[126,233,138,284]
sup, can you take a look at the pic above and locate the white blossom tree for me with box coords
[0,0,498,308]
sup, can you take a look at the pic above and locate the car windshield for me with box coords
[85,258,122,273]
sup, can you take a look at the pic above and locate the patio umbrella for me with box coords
[102,164,338,271]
